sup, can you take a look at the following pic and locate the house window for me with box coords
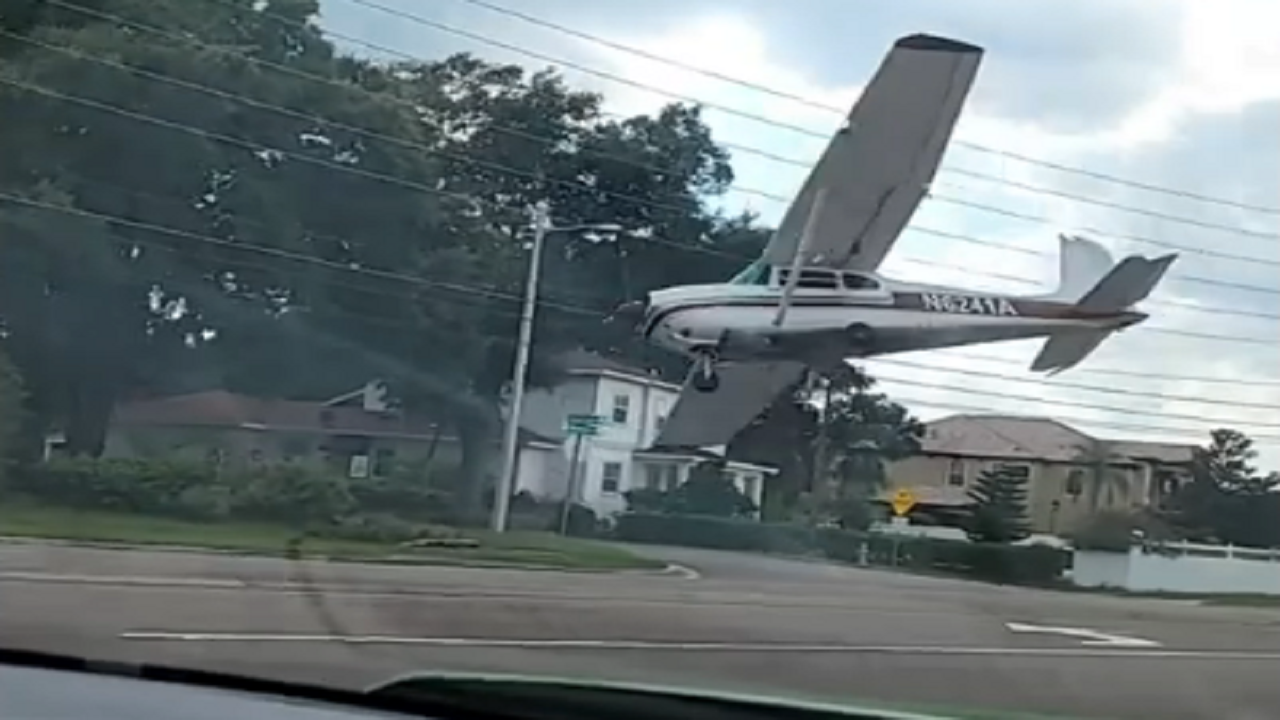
[611,394,630,424]
[1065,469,1085,498]
[995,463,1031,481]
[373,448,396,477]
[601,462,623,494]
[644,465,663,489]
[947,459,965,486]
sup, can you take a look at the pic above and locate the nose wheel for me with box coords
[691,349,720,393]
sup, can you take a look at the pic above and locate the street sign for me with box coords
[564,414,604,437]
[890,488,917,517]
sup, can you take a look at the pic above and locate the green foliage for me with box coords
[965,465,1031,544]
[613,513,1068,585]
[506,490,599,537]
[621,461,757,518]
[1072,509,1178,552]
[614,513,818,554]
[12,457,458,541]
[1165,429,1280,548]
[0,348,27,480]
[727,366,922,522]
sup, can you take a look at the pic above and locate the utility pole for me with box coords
[490,206,622,533]
[491,201,551,533]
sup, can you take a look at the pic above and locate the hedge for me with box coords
[614,512,1069,586]
[8,457,459,542]
[8,458,602,543]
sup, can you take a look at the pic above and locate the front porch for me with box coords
[632,447,775,512]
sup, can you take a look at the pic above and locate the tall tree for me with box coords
[1167,429,1280,548]
[965,465,1031,544]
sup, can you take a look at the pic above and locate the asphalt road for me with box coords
[2,541,1280,720]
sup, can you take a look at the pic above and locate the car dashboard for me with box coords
[0,647,972,720]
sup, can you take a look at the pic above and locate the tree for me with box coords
[727,364,922,522]
[965,465,1031,544]
[1167,429,1280,548]
[0,347,27,480]
[1069,440,1131,510]
[622,459,756,518]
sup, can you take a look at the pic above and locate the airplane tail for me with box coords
[1031,236,1178,374]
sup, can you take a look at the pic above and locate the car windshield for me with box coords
[0,3,1276,720]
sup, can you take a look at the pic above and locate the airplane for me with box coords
[611,33,1178,449]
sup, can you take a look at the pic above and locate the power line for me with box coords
[870,358,1280,411]
[1,56,1275,349]
[192,0,1280,243]
[921,349,1280,389]
[10,23,1280,308]
[446,0,1280,217]
[872,373,1280,431]
[4,190,1279,443]
[59,0,1280,270]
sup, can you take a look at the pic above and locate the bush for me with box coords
[16,458,217,516]
[614,512,1069,585]
[614,513,817,554]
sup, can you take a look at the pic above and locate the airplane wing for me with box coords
[761,34,984,272]
[654,361,809,449]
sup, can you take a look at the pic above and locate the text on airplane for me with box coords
[920,293,1019,316]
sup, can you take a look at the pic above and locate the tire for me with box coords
[692,367,720,393]
[845,322,875,350]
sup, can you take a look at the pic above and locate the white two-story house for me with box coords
[510,349,774,517]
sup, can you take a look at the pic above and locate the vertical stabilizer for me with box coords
[1051,234,1116,303]
[1031,251,1178,374]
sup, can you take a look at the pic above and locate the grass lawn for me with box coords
[0,502,662,571]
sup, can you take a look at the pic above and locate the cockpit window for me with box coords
[842,272,881,291]
[777,269,840,290]
[729,259,772,285]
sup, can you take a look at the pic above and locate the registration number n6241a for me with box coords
[920,293,1018,316]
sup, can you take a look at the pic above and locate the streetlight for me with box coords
[491,200,623,532]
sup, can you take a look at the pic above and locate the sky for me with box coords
[317,0,1280,471]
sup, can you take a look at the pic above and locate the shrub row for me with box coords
[9,458,601,543]
[614,512,1069,586]
[10,457,457,543]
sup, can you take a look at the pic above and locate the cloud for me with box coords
[315,0,1280,469]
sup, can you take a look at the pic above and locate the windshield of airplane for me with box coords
[0,4,1274,720]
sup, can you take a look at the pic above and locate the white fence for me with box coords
[1073,541,1280,595]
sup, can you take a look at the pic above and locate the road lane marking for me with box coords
[661,564,701,580]
[118,632,1278,659]
[0,571,247,588]
[1005,622,1160,648]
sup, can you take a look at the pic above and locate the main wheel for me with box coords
[692,370,720,393]
[845,322,875,354]
[692,358,720,393]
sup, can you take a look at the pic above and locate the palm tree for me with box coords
[1070,441,1131,510]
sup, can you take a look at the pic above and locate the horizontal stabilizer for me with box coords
[1030,329,1111,375]
[1075,253,1177,311]
[1030,252,1178,374]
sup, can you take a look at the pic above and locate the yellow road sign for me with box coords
[890,489,917,517]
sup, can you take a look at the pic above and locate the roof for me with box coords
[112,390,442,438]
[919,414,1195,464]
[876,485,971,507]
[555,349,678,389]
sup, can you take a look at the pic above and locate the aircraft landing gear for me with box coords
[691,349,720,393]
[845,322,876,356]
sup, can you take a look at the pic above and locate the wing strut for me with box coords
[772,187,829,328]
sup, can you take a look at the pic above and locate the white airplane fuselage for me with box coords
[639,274,1144,364]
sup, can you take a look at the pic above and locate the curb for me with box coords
[0,536,675,576]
